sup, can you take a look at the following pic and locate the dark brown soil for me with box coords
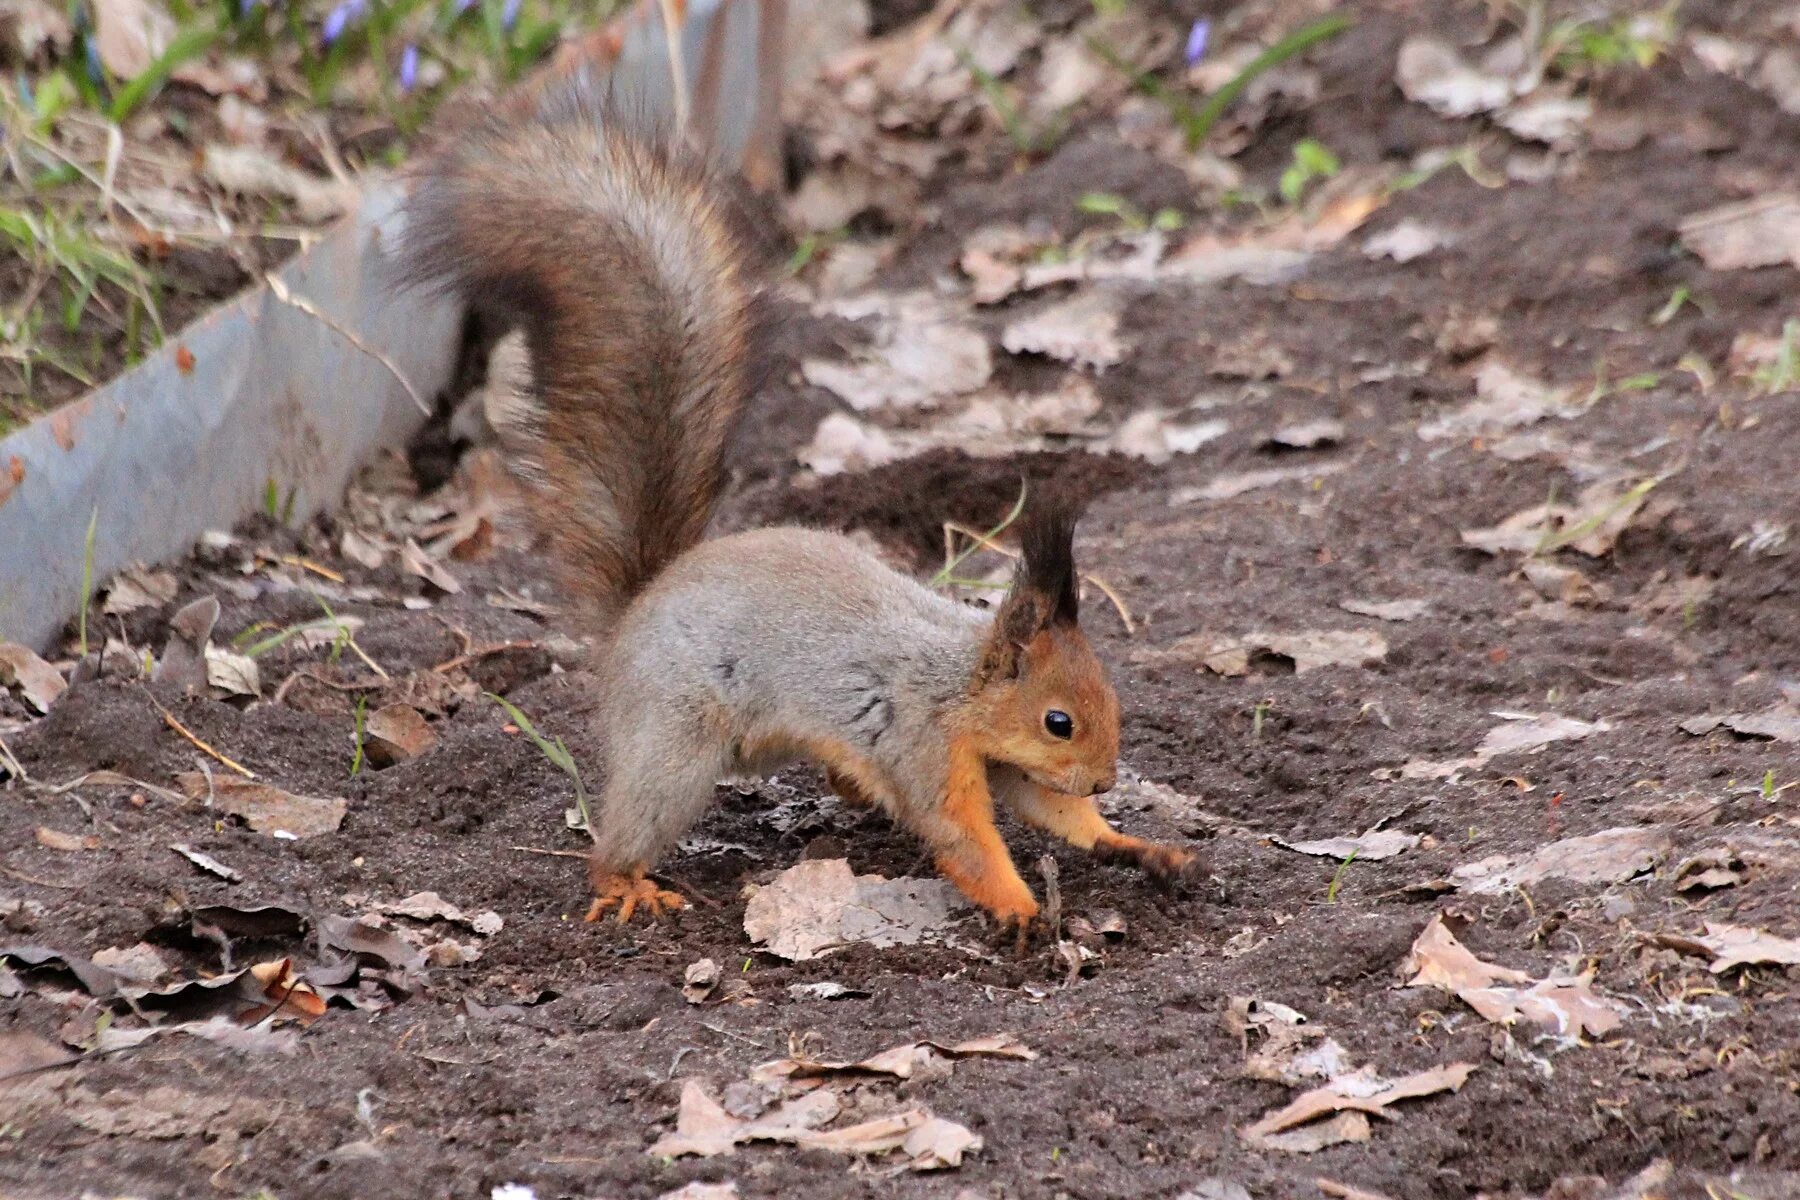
[5,3,1800,1198]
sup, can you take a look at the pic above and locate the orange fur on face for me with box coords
[965,624,1120,797]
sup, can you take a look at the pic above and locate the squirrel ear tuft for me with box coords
[970,493,1085,690]
[1016,492,1082,628]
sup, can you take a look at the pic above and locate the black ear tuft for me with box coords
[1016,491,1083,627]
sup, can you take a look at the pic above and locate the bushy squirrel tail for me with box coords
[397,82,763,630]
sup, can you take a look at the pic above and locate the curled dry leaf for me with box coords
[34,826,98,852]
[1363,220,1450,263]
[171,843,242,883]
[1103,411,1228,464]
[1170,460,1347,504]
[752,1034,1036,1084]
[1275,829,1420,862]
[1678,194,1800,272]
[1339,598,1429,622]
[684,958,721,1004]
[373,891,502,935]
[178,774,347,839]
[1241,1061,1476,1147]
[999,291,1127,373]
[802,293,992,411]
[1395,36,1519,117]
[743,858,965,961]
[1451,826,1669,895]
[205,645,261,698]
[652,1080,982,1171]
[1674,849,1743,893]
[401,539,463,594]
[1268,418,1344,449]
[92,0,174,78]
[1419,362,1579,442]
[1461,478,1653,558]
[1402,914,1624,1038]
[1153,629,1388,677]
[1679,703,1800,744]
[1474,713,1610,760]
[0,643,66,714]
[363,704,438,766]
[102,565,178,615]
[1659,922,1800,973]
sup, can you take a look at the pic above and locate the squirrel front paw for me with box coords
[586,869,687,923]
[1098,837,1203,886]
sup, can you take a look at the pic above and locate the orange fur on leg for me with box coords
[925,738,1038,924]
[1005,784,1196,881]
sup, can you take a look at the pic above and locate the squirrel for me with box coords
[396,82,1198,932]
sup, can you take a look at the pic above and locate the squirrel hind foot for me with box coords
[586,869,688,923]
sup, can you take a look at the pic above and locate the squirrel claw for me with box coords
[586,872,687,923]
[991,912,1042,956]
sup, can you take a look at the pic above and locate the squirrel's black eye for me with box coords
[1044,710,1074,739]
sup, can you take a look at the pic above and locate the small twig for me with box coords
[0,864,80,889]
[941,521,1138,634]
[431,640,539,675]
[265,275,430,416]
[508,845,589,860]
[270,667,386,706]
[144,693,255,778]
[0,732,29,784]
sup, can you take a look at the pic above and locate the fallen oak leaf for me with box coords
[177,774,346,839]
[0,642,66,714]
[752,1033,1036,1083]
[1659,921,1800,973]
[1401,914,1624,1038]
[1450,826,1668,895]
[34,826,99,852]
[742,859,965,961]
[1275,828,1420,862]
[1241,1061,1477,1143]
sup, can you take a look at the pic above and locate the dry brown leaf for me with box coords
[1395,37,1517,117]
[1420,362,1579,441]
[999,291,1126,373]
[0,642,66,714]
[178,774,346,839]
[363,704,437,766]
[802,293,992,411]
[1679,703,1800,744]
[1275,829,1420,861]
[743,859,963,961]
[373,891,502,935]
[33,826,97,852]
[651,1081,971,1167]
[1363,220,1451,263]
[753,1034,1035,1084]
[1339,598,1429,622]
[92,0,174,78]
[102,565,178,615]
[205,646,261,698]
[400,539,462,594]
[1135,629,1384,677]
[1668,922,1800,973]
[1678,194,1800,271]
[683,957,720,1005]
[1402,914,1624,1037]
[1268,418,1344,448]
[1241,1061,1476,1143]
[1254,1111,1372,1154]
[1451,826,1668,895]
[1474,714,1610,760]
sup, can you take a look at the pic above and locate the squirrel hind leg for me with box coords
[585,730,728,922]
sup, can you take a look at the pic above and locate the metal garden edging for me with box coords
[0,0,785,653]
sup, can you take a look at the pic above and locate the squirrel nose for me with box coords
[1091,775,1115,795]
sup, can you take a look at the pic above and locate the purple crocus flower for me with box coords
[238,0,258,16]
[84,39,105,83]
[398,43,419,91]
[452,0,478,15]
[501,0,521,31]
[1184,18,1211,66]
[321,0,366,46]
